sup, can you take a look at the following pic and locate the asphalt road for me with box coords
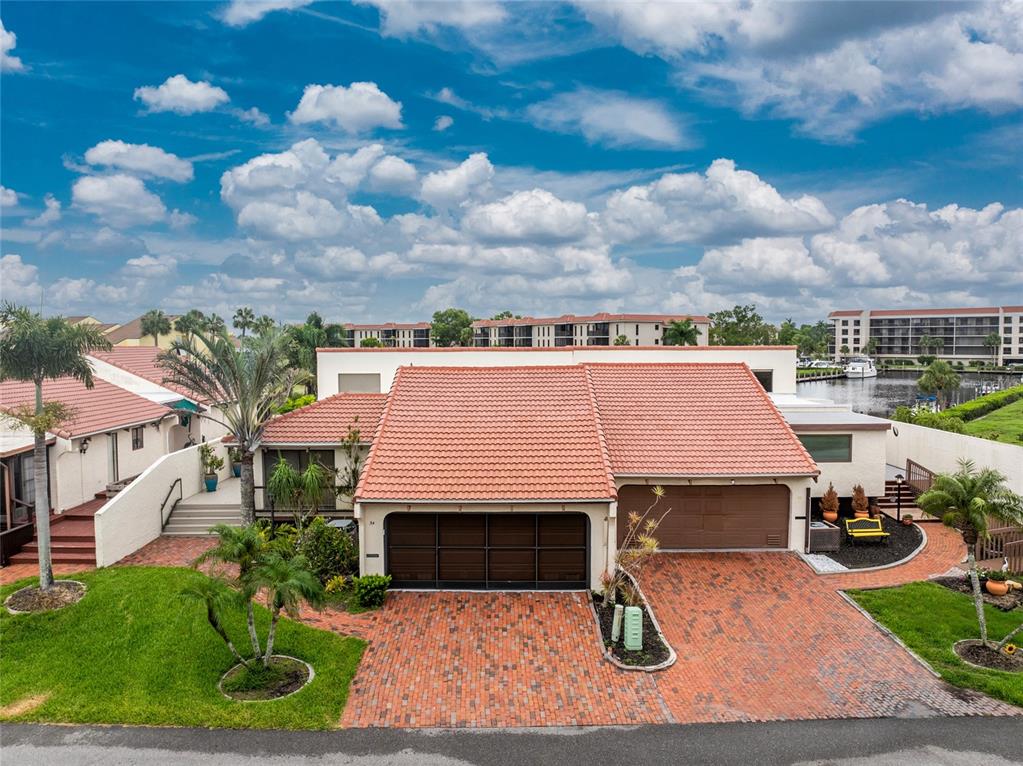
[3,718,1022,766]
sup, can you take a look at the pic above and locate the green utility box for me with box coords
[623,606,643,651]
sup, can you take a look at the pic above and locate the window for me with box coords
[752,369,773,392]
[797,434,852,462]
[338,372,381,393]
[131,426,144,451]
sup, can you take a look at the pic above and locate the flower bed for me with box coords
[592,595,671,668]
[821,515,922,569]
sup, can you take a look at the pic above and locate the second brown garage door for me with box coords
[617,485,789,549]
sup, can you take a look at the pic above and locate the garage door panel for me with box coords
[438,548,485,582]
[538,549,586,583]
[388,548,435,582]
[488,549,535,582]
[618,485,789,549]
[439,514,485,546]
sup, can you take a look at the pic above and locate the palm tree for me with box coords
[140,309,171,347]
[862,336,878,356]
[174,310,206,344]
[266,457,332,545]
[180,576,252,668]
[663,319,700,346]
[233,307,256,338]
[203,313,227,335]
[0,303,111,589]
[983,332,1002,366]
[613,334,630,346]
[917,460,1023,646]
[250,550,324,667]
[917,334,944,356]
[158,327,303,524]
[193,523,269,658]
[253,314,276,336]
[917,360,961,409]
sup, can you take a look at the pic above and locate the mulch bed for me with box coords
[932,575,1023,612]
[592,595,670,668]
[823,515,922,569]
[5,580,86,613]
[955,640,1023,673]
[220,655,311,701]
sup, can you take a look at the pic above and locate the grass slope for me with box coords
[850,582,1022,708]
[1,567,364,729]
[963,397,1023,445]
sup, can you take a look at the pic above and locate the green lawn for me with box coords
[850,582,1022,708]
[963,397,1023,444]
[1,567,365,728]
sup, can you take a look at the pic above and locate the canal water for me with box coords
[796,370,1022,417]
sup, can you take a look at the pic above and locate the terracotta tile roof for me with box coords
[318,345,796,353]
[344,322,430,330]
[356,363,817,502]
[0,376,171,439]
[472,312,710,328]
[584,363,818,477]
[828,310,864,318]
[104,314,181,344]
[259,393,387,445]
[357,366,617,502]
[90,347,202,401]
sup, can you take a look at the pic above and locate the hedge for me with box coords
[939,384,1023,423]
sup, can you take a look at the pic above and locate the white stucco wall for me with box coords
[94,438,230,566]
[796,430,888,500]
[355,501,613,590]
[886,422,1023,495]
[52,434,114,511]
[317,346,798,398]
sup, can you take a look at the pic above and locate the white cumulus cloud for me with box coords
[289,82,403,133]
[1,19,24,72]
[357,0,506,37]
[72,174,166,227]
[84,140,194,182]
[221,0,314,26]
[26,195,62,227]
[134,74,230,115]
[463,188,591,244]
[420,152,494,209]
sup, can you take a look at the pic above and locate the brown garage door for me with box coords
[617,485,789,549]
[386,512,588,589]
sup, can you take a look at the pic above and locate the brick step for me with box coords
[21,541,95,554]
[9,550,96,565]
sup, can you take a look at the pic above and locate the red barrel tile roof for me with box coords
[90,347,204,401]
[259,393,388,445]
[585,363,818,477]
[356,363,817,502]
[0,376,171,439]
[356,366,617,502]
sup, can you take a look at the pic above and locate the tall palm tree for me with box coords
[140,309,171,347]
[983,332,1002,366]
[0,303,111,589]
[917,360,961,408]
[917,460,1023,646]
[663,319,700,346]
[233,307,256,338]
[174,310,206,344]
[253,314,276,336]
[158,327,303,524]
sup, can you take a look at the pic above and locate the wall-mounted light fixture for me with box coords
[79,437,91,454]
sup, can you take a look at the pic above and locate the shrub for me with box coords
[912,411,966,433]
[939,385,1023,422]
[917,355,936,365]
[324,574,347,594]
[299,517,358,583]
[274,394,315,414]
[851,484,869,516]
[820,482,839,517]
[353,574,390,608]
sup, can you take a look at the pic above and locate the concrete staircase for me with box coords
[163,503,243,536]
[875,480,924,519]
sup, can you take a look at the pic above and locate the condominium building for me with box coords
[344,322,431,348]
[470,313,711,347]
[828,306,1023,365]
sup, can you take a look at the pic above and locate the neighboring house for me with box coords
[828,306,1023,364]
[250,393,388,516]
[0,376,176,514]
[103,313,182,349]
[352,363,819,590]
[344,322,431,348]
[316,345,796,397]
[471,312,711,348]
[88,347,229,449]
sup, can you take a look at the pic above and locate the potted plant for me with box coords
[851,484,869,519]
[985,571,1010,597]
[229,446,242,478]
[199,443,224,492]
[821,483,839,524]
[901,514,914,527]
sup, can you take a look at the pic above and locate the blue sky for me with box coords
[1,1,1021,324]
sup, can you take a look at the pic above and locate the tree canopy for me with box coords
[431,308,474,347]
[708,304,777,345]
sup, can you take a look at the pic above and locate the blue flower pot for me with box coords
[205,475,219,492]
[232,464,241,478]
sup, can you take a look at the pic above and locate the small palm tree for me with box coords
[663,319,700,346]
[0,303,111,590]
[180,576,252,668]
[917,360,961,408]
[174,310,206,344]
[266,457,332,545]
[983,332,1002,366]
[194,523,269,657]
[140,309,172,347]
[917,459,1023,646]
[158,327,304,524]
[233,307,256,338]
[250,550,324,667]
[613,334,630,346]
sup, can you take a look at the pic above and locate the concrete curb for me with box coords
[810,521,928,577]
[590,571,677,673]
[218,655,315,702]
[835,590,940,678]
[952,640,1022,673]
[4,579,87,615]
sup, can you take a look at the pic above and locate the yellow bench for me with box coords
[844,517,890,545]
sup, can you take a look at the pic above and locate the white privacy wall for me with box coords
[885,422,1023,495]
[94,438,229,566]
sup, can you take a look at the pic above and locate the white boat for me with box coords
[844,357,877,379]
